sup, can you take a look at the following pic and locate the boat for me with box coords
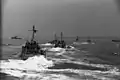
[72,36,81,45]
[76,36,79,42]
[44,32,75,52]
[19,25,46,60]
[47,32,66,48]
[40,33,59,47]
[112,39,120,42]
[9,36,23,40]
[84,36,95,44]
[53,32,66,48]
[86,36,92,43]
[48,33,58,45]
[48,32,76,51]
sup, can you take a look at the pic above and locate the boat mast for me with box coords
[61,32,63,41]
[54,33,57,40]
[28,25,38,41]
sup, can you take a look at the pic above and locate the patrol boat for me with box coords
[86,36,92,43]
[19,25,46,60]
[48,33,59,45]
[76,36,79,42]
[53,32,66,48]
[47,32,66,48]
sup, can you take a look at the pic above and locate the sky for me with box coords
[2,0,120,40]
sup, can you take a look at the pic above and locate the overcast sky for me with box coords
[2,0,120,40]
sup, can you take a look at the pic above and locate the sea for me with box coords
[0,37,120,80]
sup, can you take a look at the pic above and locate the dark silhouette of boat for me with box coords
[9,36,23,40]
[112,39,120,42]
[48,33,59,45]
[19,25,46,60]
[48,32,66,48]
[54,32,66,48]
[2,43,12,46]
[75,36,79,42]
[86,36,92,43]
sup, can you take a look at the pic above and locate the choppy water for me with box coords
[1,41,120,80]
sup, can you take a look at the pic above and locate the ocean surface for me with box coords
[1,38,120,80]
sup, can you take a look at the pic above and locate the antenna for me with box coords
[54,33,57,40]
[61,32,63,41]
[28,25,38,41]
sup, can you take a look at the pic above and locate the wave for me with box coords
[1,45,120,80]
[1,54,120,79]
[1,55,54,71]
[47,47,66,52]
[48,56,115,71]
[73,42,95,45]
[40,43,54,46]
[1,67,120,80]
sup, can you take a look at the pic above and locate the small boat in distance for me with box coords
[9,36,23,40]
[2,43,12,46]
[73,36,95,45]
[112,39,120,42]
[76,36,79,42]
[86,36,92,43]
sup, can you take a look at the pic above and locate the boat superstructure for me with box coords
[48,32,66,48]
[48,33,59,45]
[54,32,66,48]
[76,36,79,42]
[87,36,92,43]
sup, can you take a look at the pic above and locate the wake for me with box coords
[1,46,120,80]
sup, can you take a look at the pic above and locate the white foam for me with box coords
[55,50,66,56]
[40,43,54,46]
[48,47,65,52]
[1,61,120,80]
[0,52,120,80]
[80,42,95,44]
[73,42,81,45]
[47,57,113,70]
[29,73,77,80]
[19,73,74,80]
[22,56,53,70]
[73,42,95,45]
[65,45,76,50]
[0,55,54,72]
[8,45,22,48]
[1,68,119,80]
